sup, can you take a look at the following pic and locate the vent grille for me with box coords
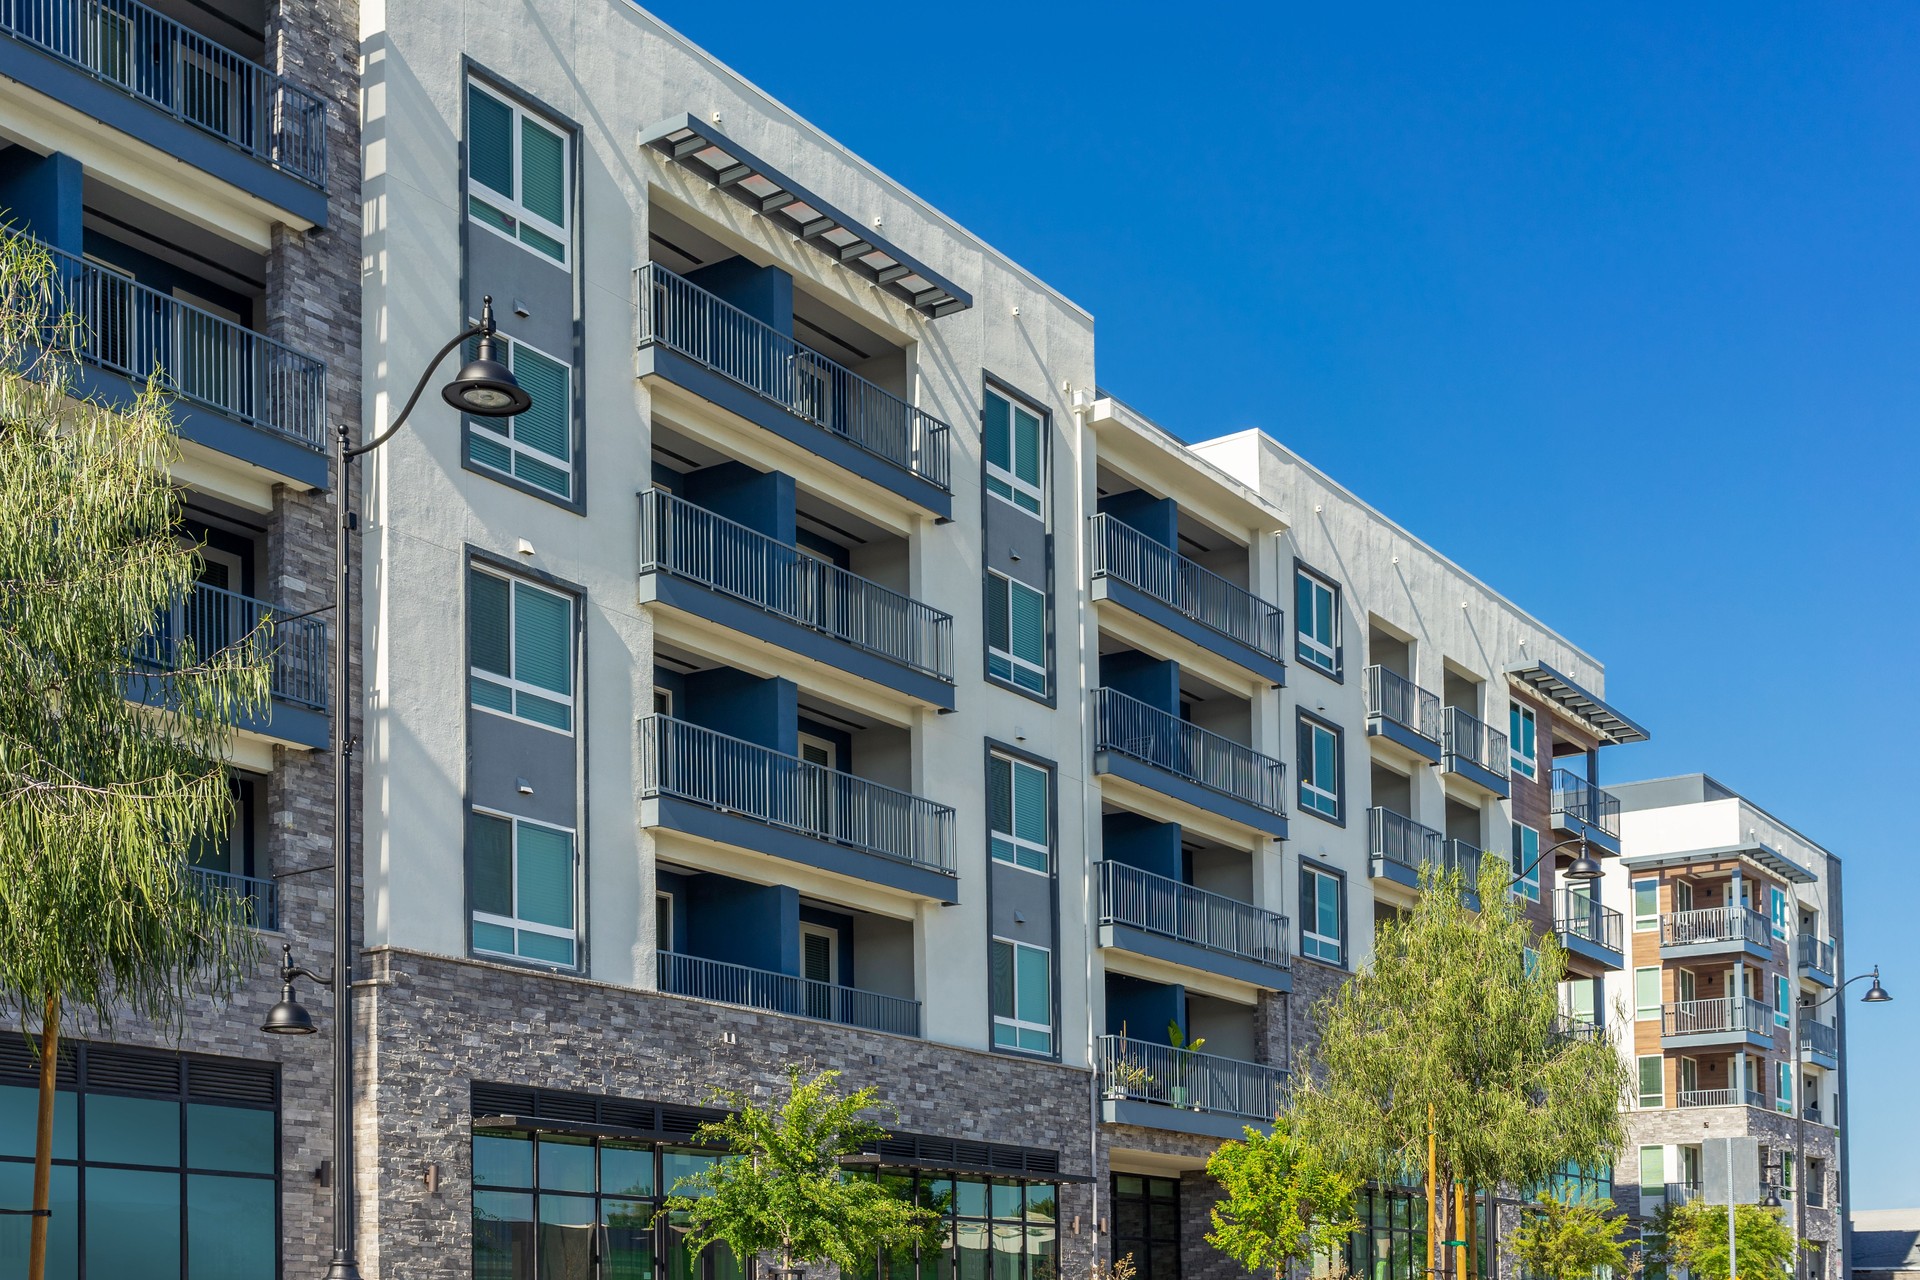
[84,1046,182,1095]
[0,1034,77,1089]
[187,1059,278,1106]
[0,1039,273,1108]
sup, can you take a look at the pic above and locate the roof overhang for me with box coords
[1620,841,1817,885]
[1506,661,1649,745]
[639,115,972,319]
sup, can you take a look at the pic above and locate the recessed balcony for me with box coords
[132,579,328,749]
[185,865,277,931]
[1364,666,1441,762]
[1797,933,1836,987]
[1095,860,1290,991]
[1800,1019,1839,1070]
[1553,888,1625,971]
[1097,1033,1288,1141]
[1660,996,1776,1051]
[1088,514,1286,685]
[1441,705,1509,797]
[1091,687,1287,836]
[1366,807,1472,892]
[1549,768,1622,855]
[1659,904,1774,962]
[657,949,920,1038]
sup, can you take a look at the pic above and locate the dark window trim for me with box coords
[1298,856,1348,970]
[1295,709,1347,828]
[1292,557,1345,683]
[982,738,1063,1064]
[979,372,1052,529]
[981,567,1057,709]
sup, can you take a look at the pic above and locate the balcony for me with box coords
[1096,860,1290,990]
[44,245,330,488]
[1554,888,1625,970]
[1677,1087,1768,1110]
[1801,1019,1839,1070]
[132,579,328,749]
[1088,514,1286,684]
[637,489,954,709]
[635,262,952,517]
[1091,687,1287,836]
[186,865,277,931]
[1366,807,1470,893]
[1441,706,1509,798]
[637,715,958,901]
[1659,905,1774,962]
[1097,1034,1288,1141]
[1363,666,1441,762]
[1662,1182,1703,1207]
[0,0,328,219]
[1550,1015,1604,1045]
[1549,768,1622,855]
[1660,997,1776,1050]
[657,949,920,1038]
[1797,933,1836,987]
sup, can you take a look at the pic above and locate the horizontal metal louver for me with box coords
[84,1045,182,1095]
[0,1035,77,1089]
[187,1058,278,1106]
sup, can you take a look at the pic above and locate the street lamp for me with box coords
[262,297,530,1280]
[1789,961,1891,1280]
[1508,836,1603,892]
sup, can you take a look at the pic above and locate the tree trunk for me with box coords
[1465,1181,1477,1280]
[29,992,59,1280]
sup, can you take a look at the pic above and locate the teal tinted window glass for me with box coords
[469,194,516,236]
[662,1149,716,1197]
[520,117,566,226]
[475,1189,536,1277]
[515,822,575,930]
[469,812,514,919]
[991,1182,1023,1219]
[469,569,511,676]
[0,1162,76,1279]
[1511,823,1540,901]
[1012,406,1041,487]
[1009,582,1044,664]
[515,452,571,497]
[474,1130,534,1188]
[85,1167,181,1280]
[520,223,566,262]
[187,1173,274,1280]
[519,926,576,966]
[1015,946,1049,1024]
[512,582,572,696]
[472,918,515,957]
[1638,1056,1663,1107]
[0,1085,75,1160]
[986,576,1010,653]
[987,755,1012,858]
[984,392,1010,472]
[989,942,1014,1022]
[468,84,515,198]
[186,1103,273,1174]
[604,1199,655,1280]
[86,1093,180,1166]
[538,1133,595,1192]
[510,346,570,463]
[1012,763,1047,846]
[600,1143,655,1197]
[470,426,513,473]
[956,1177,989,1218]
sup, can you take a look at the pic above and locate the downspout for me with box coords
[1069,386,1101,1267]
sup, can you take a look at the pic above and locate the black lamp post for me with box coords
[1786,962,1891,1280]
[1508,836,1603,892]
[263,297,530,1280]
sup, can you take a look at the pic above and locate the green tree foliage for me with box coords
[1507,1192,1628,1280]
[665,1066,942,1274]
[0,235,269,1278]
[1287,858,1631,1243]
[1663,1202,1801,1280]
[1206,1121,1360,1277]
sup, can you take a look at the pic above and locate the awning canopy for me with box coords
[1507,661,1649,746]
[640,115,972,319]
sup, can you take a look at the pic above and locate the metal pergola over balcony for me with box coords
[1506,660,1651,745]
[638,115,972,318]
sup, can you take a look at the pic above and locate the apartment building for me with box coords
[0,0,361,1276]
[1601,776,1851,1280]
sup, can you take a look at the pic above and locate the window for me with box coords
[470,567,575,732]
[989,753,1051,873]
[1510,703,1537,779]
[1770,886,1790,940]
[1777,1062,1793,1115]
[1633,878,1660,932]
[848,1173,1057,1280]
[656,892,674,953]
[1638,1056,1664,1108]
[1634,968,1662,1021]
[467,80,570,264]
[991,939,1053,1054]
[983,387,1044,517]
[1638,1146,1665,1191]
[1775,975,1791,1027]
[1296,715,1343,820]
[467,330,573,499]
[1301,864,1345,966]
[1111,1175,1180,1280]
[986,572,1048,695]
[1510,822,1540,902]
[470,810,578,967]
[1294,568,1340,675]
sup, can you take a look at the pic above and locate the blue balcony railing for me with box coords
[636,262,951,491]
[1,0,327,186]
[1098,1034,1288,1123]
[1367,806,1442,874]
[1089,514,1284,661]
[135,579,328,710]
[186,865,278,931]
[638,715,955,876]
[1093,687,1286,817]
[1097,860,1289,968]
[638,489,953,681]
[658,949,920,1038]
[44,244,328,450]
[1364,665,1442,743]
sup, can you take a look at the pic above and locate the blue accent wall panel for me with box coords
[1100,652,1180,715]
[683,669,797,755]
[1102,813,1183,880]
[0,149,82,253]
[687,258,794,336]
[1098,491,1177,549]
[682,461,796,543]
[686,875,798,974]
[1106,974,1185,1042]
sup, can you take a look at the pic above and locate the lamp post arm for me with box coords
[1801,969,1878,1012]
[1506,836,1587,891]
[346,323,485,460]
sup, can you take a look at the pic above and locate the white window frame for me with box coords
[989,752,1051,875]
[466,329,573,498]
[986,571,1048,695]
[466,80,571,267]
[1511,822,1541,902]
[470,567,576,735]
[1632,877,1660,932]
[655,890,675,953]
[1634,966,1662,1021]
[1777,1061,1793,1115]
[470,807,578,967]
[1295,569,1339,675]
[1637,1055,1664,1109]
[991,937,1053,1054]
[1301,864,1344,965]
[1510,703,1538,780]
[652,688,674,717]
[1770,886,1790,940]
[1638,1145,1665,1190]
[799,922,839,984]
[983,387,1045,518]
[1298,715,1341,820]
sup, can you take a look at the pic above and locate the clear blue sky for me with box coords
[659,2,1920,1208]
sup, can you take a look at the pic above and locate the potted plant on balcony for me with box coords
[1167,1019,1207,1110]
[1106,1054,1153,1101]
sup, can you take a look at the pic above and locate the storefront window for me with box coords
[849,1172,1059,1280]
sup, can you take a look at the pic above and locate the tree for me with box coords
[1287,858,1631,1265]
[1206,1120,1360,1279]
[0,235,269,1278]
[1507,1192,1628,1280]
[1663,1201,1801,1280]
[664,1066,942,1276]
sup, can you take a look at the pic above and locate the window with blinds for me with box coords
[990,938,1053,1055]
[469,566,575,733]
[988,752,1051,873]
[467,80,570,265]
[465,330,573,499]
[1296,713,1342,820]
[984,386,1044,518]
[470,808,578,967]
[986,572,1047,695]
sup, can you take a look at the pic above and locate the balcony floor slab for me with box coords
[1442,754,1510,799]
[1365,716,1442,764]
[1559,931,1625,972]
[1101,1098,1267,1142]
[1090,577,1286,687]
[75,363,329,491]
[1093,750,1287,838]
[1097,922,1289,993]
[1550,810,1621,856]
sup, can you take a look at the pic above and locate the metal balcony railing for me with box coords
[1550,1015,1603,1045]
[638,490,953,681]
[185,865,277,931]
[1367,806,1443,873]
[1663,1182,1703,1205]
[1798,933,1836,975]
[41,244,327,449]
[1,0,328,186]
[1677,1088,1737,1108]
[657,950,920,1038]
[1442,838,1488,880]
[635,262,951,491]
[1442,705,1508,777]
[1801,1020,1839,1059]
[638,715,955,876]
[1661,905,1772,948]
[1554,888,1625,955]
[1363,665,1442,743]
[1661,996,1773,1038]
[134,579,328,710]
[1092,688,1286,817]
[1550,767,1622,838]
[1097,1034,1287,1123]
[1096,860,1289,968]
[1088,514,1284,661]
